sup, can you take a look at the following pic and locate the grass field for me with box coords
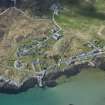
[53,0,105,56]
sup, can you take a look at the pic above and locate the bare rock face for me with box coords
[0,76,37,94]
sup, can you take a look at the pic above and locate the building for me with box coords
[31,60,40,70]
[50,3,62,15]
[32,60,40,65]
[14,60,23,70]
[51,27,59,33]
[79,53,86,58]
[17,48,33,57]
[15,35,24,43]
[52,33,62,40]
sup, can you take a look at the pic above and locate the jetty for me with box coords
[36,70,46,87]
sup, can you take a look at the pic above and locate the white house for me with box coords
[52,32,62,40]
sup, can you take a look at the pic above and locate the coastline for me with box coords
[0,56,104,94]
[0,3,105,94]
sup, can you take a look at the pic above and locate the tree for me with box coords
[79,0,96,10]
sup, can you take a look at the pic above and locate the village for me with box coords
[13,10,105,86]
[0,0,105,88]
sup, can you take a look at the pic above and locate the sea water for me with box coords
[0,69,105,105]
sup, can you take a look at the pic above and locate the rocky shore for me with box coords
[0,56,105,94]
[0,76,37,94]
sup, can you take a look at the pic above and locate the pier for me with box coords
[36,70,46,87]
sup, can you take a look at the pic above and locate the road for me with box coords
[63,48,105,66]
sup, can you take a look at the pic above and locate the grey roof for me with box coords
[50,4,58,11]
[50,3,62,11]
[52,33,62,40]
[14,60,23,69]
[32,60,40,65]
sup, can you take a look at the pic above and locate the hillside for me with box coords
[54,0,105,56]
[0,0,105,86]
[0,7,53,84]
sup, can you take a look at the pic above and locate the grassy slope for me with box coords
[52,0,105,57]
[0,8,53,83]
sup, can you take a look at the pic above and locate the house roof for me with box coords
[50,2,62,11]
